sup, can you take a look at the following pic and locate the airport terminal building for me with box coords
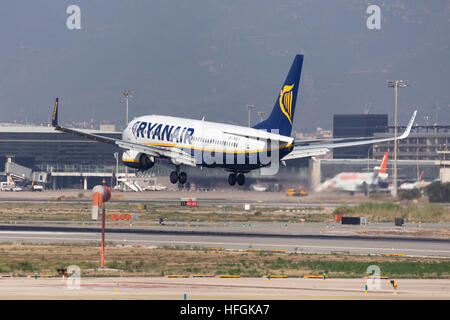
[0,123,125,189]
[333,114,388,159]
[373,125,450,161]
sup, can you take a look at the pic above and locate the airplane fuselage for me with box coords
[122,115,293,172]
[331,172,377,192]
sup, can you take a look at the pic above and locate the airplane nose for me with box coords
[123,126,131,140]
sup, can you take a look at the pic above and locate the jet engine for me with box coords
[122,150,155,170]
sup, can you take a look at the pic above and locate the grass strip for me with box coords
[0,243,448,279]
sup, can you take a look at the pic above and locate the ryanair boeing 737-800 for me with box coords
[51,55,417,186]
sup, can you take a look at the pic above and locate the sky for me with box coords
[0,0,448,132]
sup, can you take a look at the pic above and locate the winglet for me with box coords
[51,98,59,127]
[399,110,417,139]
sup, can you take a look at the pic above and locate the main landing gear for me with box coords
[170,167,187,184]
[228,173,245,186]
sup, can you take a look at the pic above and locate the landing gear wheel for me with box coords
[170,171,178,184]
[237,173,245,186]
[179,172,187,184]
[228,173,236,186]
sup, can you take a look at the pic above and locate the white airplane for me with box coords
[399,170,431,190]
[51,54,417,186]
[316,152,389,195]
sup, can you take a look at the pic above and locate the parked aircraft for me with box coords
[316,152,389,195]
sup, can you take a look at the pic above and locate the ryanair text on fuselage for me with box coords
[132,121,194,144]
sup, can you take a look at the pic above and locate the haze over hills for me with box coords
[0,0,448,133]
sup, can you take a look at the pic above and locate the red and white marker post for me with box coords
[92,185,112,268]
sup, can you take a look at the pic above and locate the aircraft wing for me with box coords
[223,128,293,144]
[50,98,197,167]
[293,136,373,146]
[281,148,330,161]
[282,111,417,161]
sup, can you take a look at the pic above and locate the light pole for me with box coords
[113,152,119,187]
[122,90,132,178]
[122,90,133,126]
[367,145,373,173]
[246,104,254,127]
[416,144,420,181]
[387,80,408,197]
[435,105,441,125]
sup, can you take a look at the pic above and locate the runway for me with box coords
[1,277,449,299]
[0,190,362,208]
[1,224,449,257]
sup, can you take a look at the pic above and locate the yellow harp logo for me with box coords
[52,100,58,121]
[279,84,295,125]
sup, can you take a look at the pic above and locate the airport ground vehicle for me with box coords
[32,184,44,191]
[143,185,166,191]
[1,176,16,191]
[286,188,308,196]
[0,182,13,191]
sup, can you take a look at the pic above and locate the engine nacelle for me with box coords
[122,150,155,170]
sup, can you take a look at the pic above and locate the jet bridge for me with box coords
[5,161,32,181]
[4,158,49,185]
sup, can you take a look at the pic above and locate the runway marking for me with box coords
[0,234,449,255]
[0,278,398,295]
[0,231,88,235]
[87,279,397,295]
